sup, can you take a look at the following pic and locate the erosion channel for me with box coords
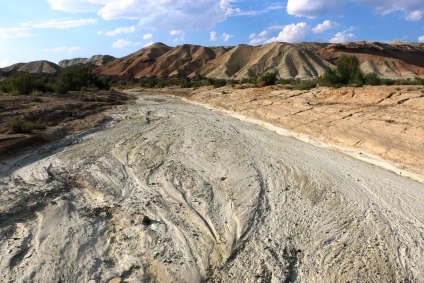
[1,93,424,282]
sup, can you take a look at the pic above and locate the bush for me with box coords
[294,80,317,90]
[259,72,277,86]
[31,96,43,103]
[211,79,226,88]
[319,55,365,87]
[336,55,364,85]
[8,72,37,95]
[8,118,46,133]
[140,78,158,88]
[382,79,395,86]
[277,78,296,85]
[180,78,192,88]
[319,69,339,87]
[54,65,105,94]
[348,80,364,87]
[364,72,381,85]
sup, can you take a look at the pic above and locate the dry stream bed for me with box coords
[1,93,424,282]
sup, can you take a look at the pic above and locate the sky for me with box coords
[1,0,424,67]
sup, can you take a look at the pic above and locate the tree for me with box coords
[336,55,364,85]
[54,65,104,94]
[9,72,36,95]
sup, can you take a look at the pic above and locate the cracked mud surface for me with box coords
[1,93,424,282]
[171,85,424,180]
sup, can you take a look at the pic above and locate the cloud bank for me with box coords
[287,0,424,20]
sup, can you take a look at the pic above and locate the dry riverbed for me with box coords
[1,93,423,282]
[167,85,424,181]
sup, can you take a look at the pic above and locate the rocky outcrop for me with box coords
[0,62,61,76]
[58,58,87,68]
[59,55,116,68]
[14,60,62,75]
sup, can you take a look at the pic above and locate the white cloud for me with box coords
[249,30,269,45]
[99,0,232,29]
[105,25,136,36]
[418,35,424,43]
[227,4,284,16]
[29,18,97,29]
[287,0,424,21]
[210,31,233,42]
[44,46,81,54]
[210,31,217,41]
[265,22,310,43]
[111,39,132,48]
[329,30,355,43]
[312,20,339,33]
[287,0,342,18]
[355,0,424,16]
[144,41,154,47]
[76,0,235,30]
[0,27,32,38]
[142,33,153,40]
[405,10,423,21]
[222,32,233,42]
[0,58,12,68]
[47,0,106,13]
[170,30,185,43]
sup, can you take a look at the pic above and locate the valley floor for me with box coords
[1,92,423,282]
[169,85,424,182]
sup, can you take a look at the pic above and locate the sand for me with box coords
[1,93,424,282]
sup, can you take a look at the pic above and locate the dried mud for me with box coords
[1,93,423,282]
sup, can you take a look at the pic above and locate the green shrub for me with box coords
[31,96,43,103]
[319,69,339,87]
[54,65,105,94]
[294,80,317,90]
[259,72,277,86]
[140,78,158,88]
[180,79,192,88]
[8,119,46,133]
[382,79,395,86]
[30,89,43,96]
[277,78,296,85]
[364,72,381,85]
[348,80,364,87]
[213,79,227,88]
[227,79,240,85]
[9,72,37,95]
[336,55,364,85]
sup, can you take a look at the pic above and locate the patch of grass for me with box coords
[30,89,43,96]
[31,96,43,103]
[8,118,46,133]
[294,80,317,90]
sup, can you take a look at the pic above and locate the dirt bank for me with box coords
[0,91,134,159]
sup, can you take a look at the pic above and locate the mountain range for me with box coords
[2,41,424,80]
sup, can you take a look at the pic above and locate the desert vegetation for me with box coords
[7,118,46,133]
[0,65,108,95]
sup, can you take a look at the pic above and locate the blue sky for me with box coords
[1,0,424,67]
